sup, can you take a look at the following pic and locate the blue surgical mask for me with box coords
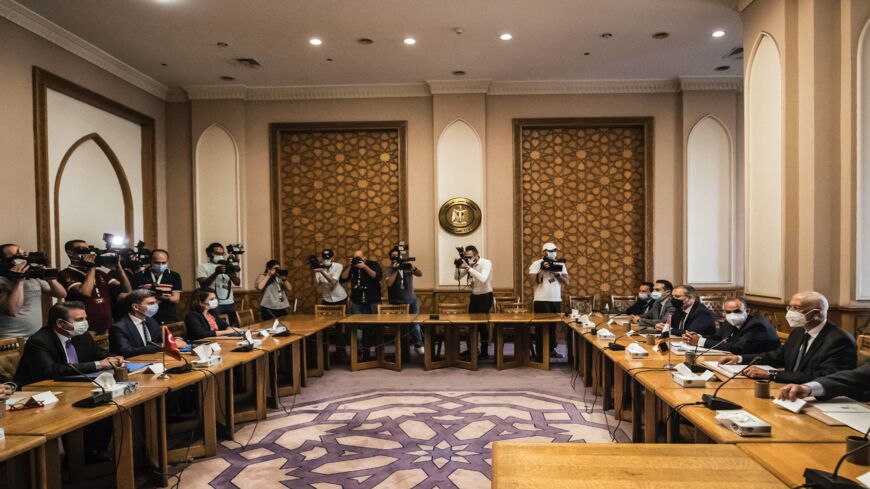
[144,303,160,318]
[207,298,219,310]
[651,291,663,300]
[152,263,168,273]
[638,292,650,301]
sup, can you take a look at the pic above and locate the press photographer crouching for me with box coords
[196,242,243,326]
[131,249,182,325]
[256,260,292,319]
[0,243,66,338]
[59,239,132,334]
[386,242,424,355]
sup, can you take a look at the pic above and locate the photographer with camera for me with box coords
[256,260,292,319]
[527,242,570,359]
[341,250,382,360]
[386,243,424,355]
[59,239,132,334]
[312,249,347,305]
[0,244,66,338]
[454,245,494,359]
[130,249,182,325]
[196,243,242,326]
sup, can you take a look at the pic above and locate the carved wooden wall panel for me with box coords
[514,119,652,306]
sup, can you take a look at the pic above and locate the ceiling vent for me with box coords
[722,47,743,60]
[235,58,263,69]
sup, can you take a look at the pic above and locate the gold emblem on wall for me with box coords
[439,197,482,235]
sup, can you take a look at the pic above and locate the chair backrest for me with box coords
[93,333,109,350]
[699,295,727,320]
[237,309,256,327]
[218,313,231,326]
[0,338,24,383]
[502,302,529,314]
[438,303,467,315]
[377,304,410,315]
[859,335,870,366]
[568,295,594,314]
[166,321,186,339]
[610,295,636,314]
[314,304,347,318]
[494,297,519,313]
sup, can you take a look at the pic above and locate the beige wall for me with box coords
[0,18,167,256]
[172,88,741,294]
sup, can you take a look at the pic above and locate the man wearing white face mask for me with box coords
[682,297,780,354]
[625,282,655,315]
[14,302,124,387]
[720,291,857,383]
[528,242,570,359]
[131,249,182,325]
[110,289,188,358]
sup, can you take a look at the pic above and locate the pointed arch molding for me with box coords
[33,67,156,254]
[857,18,870,300]
[53,133,135,263]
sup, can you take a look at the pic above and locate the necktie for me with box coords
[142,322,151,343]
[65,339,79,364]
[793,334,810,370]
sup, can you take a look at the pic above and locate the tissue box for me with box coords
[92,381,138,399]
[625,344,649,359]
[715,410,771,437]
[238,339,262,348]
[596,328,615,341]
[192,356,222,368]
[672,373,707,388]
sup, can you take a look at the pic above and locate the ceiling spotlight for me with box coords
[309,38,322,46]
[712,30,726,38]
[500,33,513,41]
[714,65,731,71]
[404,37,416,45]
[216,41,228,48]
[357,38,374,45]
[584,52,590,56]
[652,32,670,39]
[220,75,235,81]
[452,70,467,76]
[600,32,613,38]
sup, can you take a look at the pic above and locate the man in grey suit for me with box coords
[630,279,675,327]
[778,362,869,402]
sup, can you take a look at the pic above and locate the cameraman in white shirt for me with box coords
[527,242,569,359]
[454,245,493,359]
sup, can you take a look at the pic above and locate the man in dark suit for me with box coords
[721,291,857,384]
[632,279,676,327]
[110,289,187,358]
[778,363,870,402]
[660,284,716,337]
[682,296,780,354]
[14,301,124,387]
[625,282,654,315]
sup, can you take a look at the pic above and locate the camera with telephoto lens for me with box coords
[216,244,244,274]
[453,246,472,269]
[0,251,58,280]
[391,241,416,271]
[308,256,330,270]
[541,256,566,273]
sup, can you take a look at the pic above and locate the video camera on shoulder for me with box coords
[216,244,244,274]
[0,251,58,280]
[93,234,152,270]
[391,241,416,271]
[453,246,471,269]
[541,256,566,273]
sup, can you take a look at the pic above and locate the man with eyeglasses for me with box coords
[720,291,856,383]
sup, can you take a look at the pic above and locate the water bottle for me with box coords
[603,302,610,322]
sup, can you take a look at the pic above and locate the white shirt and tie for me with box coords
[54,330,101,369]
[129,314,153,345]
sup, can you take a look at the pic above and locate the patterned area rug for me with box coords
[177,389,629,489]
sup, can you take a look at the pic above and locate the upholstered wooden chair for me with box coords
[314,304,347,369]
[438,303,467,315]
[93,333,110,351]
[699,295,727,321]
[166,321,186,339]
[858,334,870,366]
[314,304,347,318]
[568,295,594,314]
[610,295,636,314]
[237,309,256,327]
[377,304,410,315]
[494,297,519,313]
[0,338,24,383]
[433,303,467,357]
[501,302,529,314]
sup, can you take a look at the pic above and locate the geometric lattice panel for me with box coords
[516,124,647,304]
[274,127,404,313]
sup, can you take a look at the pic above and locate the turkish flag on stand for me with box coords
[163,326,182,361]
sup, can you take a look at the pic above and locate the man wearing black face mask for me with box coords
[682,297,779,354]
[657,284,715,337]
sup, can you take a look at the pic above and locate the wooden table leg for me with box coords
[349,324,359,371]
[582,337,593,387]
[423,323,433,370]
[643,385,658,443]
[147,395,168,487]
[613,363,624,421]
[113,409,135,489]
[602,356,613,411]
[630,378,643,443]
[43,440,59,489]
[202,374,218,457]
[255,355,267,420]
[496,324,505,370]
[267,351,280,409]
[542,324,550,370]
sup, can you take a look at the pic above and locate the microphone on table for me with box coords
[701,357,760,410]
[606,333,631,351]
[803,424,870,489]
[147,341,191,374]
[68,362,114,408]
[685,337,729,374]
[262,307,296,338]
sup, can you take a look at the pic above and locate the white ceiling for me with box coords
[15,0,743,89]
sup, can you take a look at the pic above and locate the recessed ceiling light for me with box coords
[600,32,613,38]
[652,32,670,39]
[161,62,167,66]
[357,38,374,45]
[500,33,513,41]
[216,41,228,48]
[452,70,466,76]
[220,75,235,81]
[309,38,322,46]
[714,65,730,71]
[712,30,726,38]
[404,37,416,45]
[584,52,590,56]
